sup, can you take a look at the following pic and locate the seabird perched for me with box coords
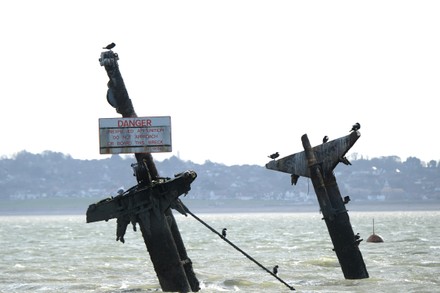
[103,42,116,50]
[350,122,361,132]
[291,174,299,185]
[268,152,279,160]
[222,228,227,238]
[354,233,363,246]
[339,156,352,165]
[273,265,279,275]
[322,136,329,143]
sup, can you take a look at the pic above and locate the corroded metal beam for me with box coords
[88,46,200,292]
[266,131,360,180]
[86,170,197,224]
[266,131,369,279]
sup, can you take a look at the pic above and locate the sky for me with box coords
[1,1,439,166]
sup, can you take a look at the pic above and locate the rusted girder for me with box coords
[87,46,200,292]
[86,171,197,224]
[266,131,369,279]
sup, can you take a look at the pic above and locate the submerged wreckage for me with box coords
[87,46,200,292]
[266,128,369,279]
[89,45,296,292]
[87,43,369,292]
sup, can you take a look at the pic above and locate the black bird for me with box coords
[291,174,299,185]
[350,122,361,132]
[222,228,227,238]
[322,135,329,143]
[339,156,352,165]
[268,152,279,160]
[273,265,279,275]
[103,42,116,50]
[354,233,363,246]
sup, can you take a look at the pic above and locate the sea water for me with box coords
[0,210,439,292]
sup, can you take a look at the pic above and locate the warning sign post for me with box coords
[99,116,171,154]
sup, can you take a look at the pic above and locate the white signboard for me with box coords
[99,116,172,154]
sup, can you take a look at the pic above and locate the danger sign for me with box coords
[99,116,172,154]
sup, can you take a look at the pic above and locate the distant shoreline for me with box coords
[181,199,440,214]
[0,198,439,216]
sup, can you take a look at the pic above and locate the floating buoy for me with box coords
[366,219,384,243]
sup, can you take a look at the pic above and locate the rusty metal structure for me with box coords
[87,43,367,290]
[86,46,200,292]
[266,131,369,279]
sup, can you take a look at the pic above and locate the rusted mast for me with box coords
[100,49,158,179]
[301,134,369,279]
[96,48,200,292]
[265,131,369,279]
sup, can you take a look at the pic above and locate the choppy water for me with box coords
[1,210,439,292]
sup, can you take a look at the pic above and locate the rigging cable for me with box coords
[181,204,295,291]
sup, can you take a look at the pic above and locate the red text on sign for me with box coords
[117,119,152,127]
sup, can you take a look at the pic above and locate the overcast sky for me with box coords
[1,1,439,166]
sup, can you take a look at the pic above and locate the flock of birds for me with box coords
[267,122,361,161]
